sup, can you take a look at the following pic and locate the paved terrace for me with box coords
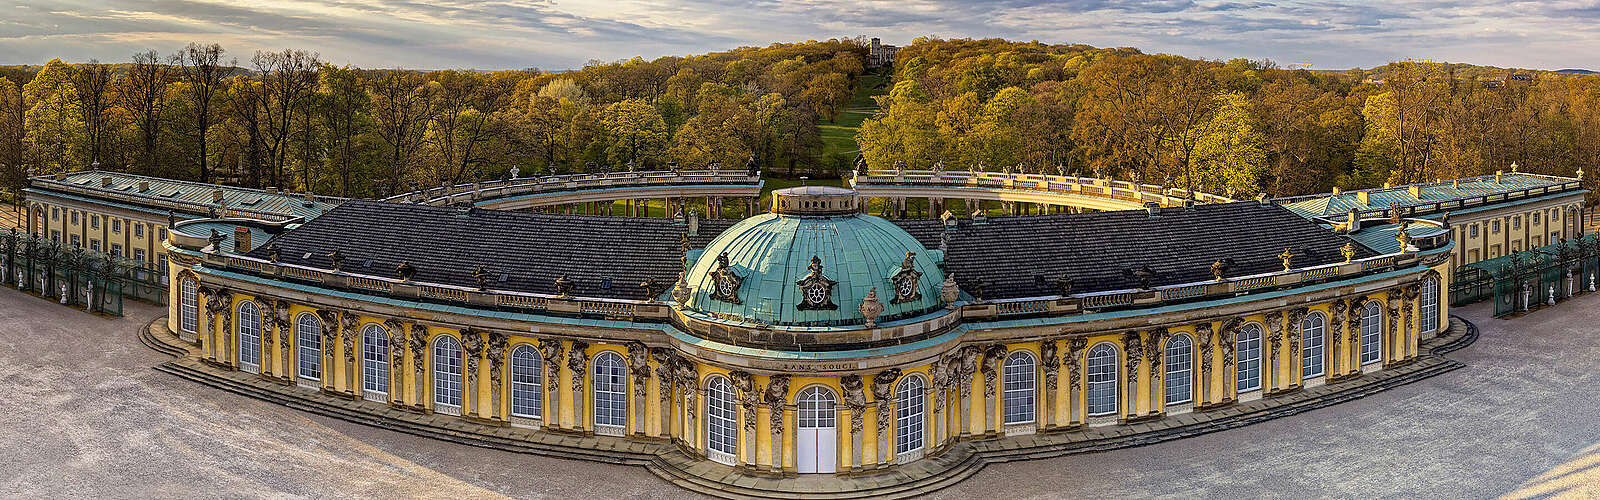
[4,285,1599,497]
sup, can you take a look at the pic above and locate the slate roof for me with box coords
[893,202,1376,300]
[245,200,736,300]
[30,170,344,220]
[1278,172,1574,218]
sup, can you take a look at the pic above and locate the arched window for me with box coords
[236,301,261,372]
[894,375,925,454]
[705,375,738,463]
[1002,351,1036,425]
[361,325,389,399]
[1421,277,1440,334]
[433,335,464,413]
[1086,343,1119,416]
[510,345,543,419]
[1165,334,1193,405]
[179,277,198,334]
[1361,301,1383,365]
[1237,324,1263,392]
[799,386,836,430]
[1301,312,1326,379]
[295,313,321,381]
[592,351,627,430]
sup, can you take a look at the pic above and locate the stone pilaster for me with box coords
[765,375,790,472]
[409,324,428,409]
[841,374,866,469]
[1040,339,1059,429]
[384,320,406,405]
[1195,323,1213,405]
[567,341,588,430]
[1122,331,1142,418]
[628,342,650,436]
[486,331,508,420]
[1065,338,1085,426]
[540,338,564,428]
[980,344,1004,435]
[1264,311,1282,392]
[1145,328,1165,414]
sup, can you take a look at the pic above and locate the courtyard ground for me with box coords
[2,285,1598,498]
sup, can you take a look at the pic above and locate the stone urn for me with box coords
[859,287,885,328]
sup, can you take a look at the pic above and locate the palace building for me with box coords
[160,181,1452,478]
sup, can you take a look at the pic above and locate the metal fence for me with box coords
[1451,233,1600,317]
[0,229,167,316]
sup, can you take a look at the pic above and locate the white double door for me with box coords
[797,423,837,473]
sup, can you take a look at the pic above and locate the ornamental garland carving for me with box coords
[1040,339,1060,392]
[1145,328,1167,382]
[1196,323,1214,384]
[339,312,359,363]
[957,346,980,399]
[708,252,744,305]
[1288,307,1307,356]
[540,339,564,396]
[981,343,1006,399]
[730,371,758,433]
[765,375,791,434]
[626,341,650,400]
[272,300,292,344]
[566,341,588,396]
[650,347,676,405]
[871,369,901,433]
[1122,331,1143,387]
[1219,318,1240,371]
[487,331,508,395]
[1066,337,1087,389]
[408,325,428,374]
[317,310,339,360]
[889,251,923,304]
[795,256,839,311]
[929,355,951,414]
[1265,311,1283,360]
[385,320,406,372]
[841,374,867,434]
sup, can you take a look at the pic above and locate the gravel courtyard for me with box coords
[1,285,1595,498]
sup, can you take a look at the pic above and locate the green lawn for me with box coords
[818,70,889,165]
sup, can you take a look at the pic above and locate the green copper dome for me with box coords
[682,208,946,328]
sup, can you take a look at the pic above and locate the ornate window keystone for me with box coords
[709,252,744,304]
[795,255,838,311]
[889,251,923,304]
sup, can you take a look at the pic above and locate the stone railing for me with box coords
[850,169,1235,208]
[383,169,763,206]
[962,247,1436,321]
[202,251,669,321]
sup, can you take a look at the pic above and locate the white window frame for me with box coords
[1301,312,1326,379]
[1002,351,1036,425]
[361,325,389,401]
[1086,343,1119,416]
[236,301,261,373]
[296,313,321,381]
[510,345,543,419]
[433,334,464,414]
[798,386,836,430]
[1420,277,1440,334]
[894,374,926,455]
[1165,334,1194,405]
[179,277,198,334]
[1362,301,1383,365]
[706,375,738,464]
[1237,324,1263,392]
[592,351,628,431]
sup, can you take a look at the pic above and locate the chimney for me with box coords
[1408,185,1422,197]
[211,189,224,203]
[1495,170,1503,183]
[1144,202,1160,216]
[305,192,316,204]
[1357,191,1371,204]
[233,226,251,253]
[137,181,149,192]
[688,209,700,236]
[267,186,279,194]
[1347,208,1362,233]
[101,176,113,187]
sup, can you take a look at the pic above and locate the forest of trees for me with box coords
[5,36,1600,203]
[0,38,868,199]
[858,38,1600,198]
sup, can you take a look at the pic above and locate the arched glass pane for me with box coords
[1237,325,1262,392]
[433,336,463,408]
[179,278,198,334]
[1301,313,1325,379]
[1087,344,1118,416]
[296,313,321,380]
[799,387,836,429]
[895,375,925,454]
[237,302,260,368]
[706,376,738,455]
[511,345,543,418]
[1165,335,1193,405]
[593,352,627,428]
[1002,352,1036,424]
[1362,302,1383,365]
[362,326,389,394]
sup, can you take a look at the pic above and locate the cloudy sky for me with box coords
[2,0,1598,71]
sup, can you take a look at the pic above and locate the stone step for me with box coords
[137,324,188,358]
[643,444,987,500]
[154,361,660,466]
